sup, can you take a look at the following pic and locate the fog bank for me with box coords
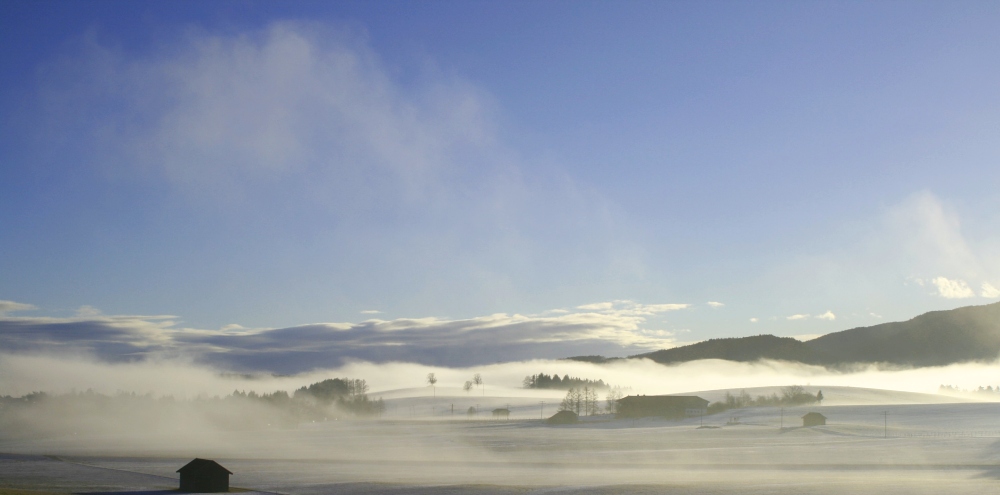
[4,352,1000,399]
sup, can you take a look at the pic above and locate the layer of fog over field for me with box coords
[4,352,1000,399]
[5,353,1000,494]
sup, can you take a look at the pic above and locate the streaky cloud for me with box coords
[0,301,688,372]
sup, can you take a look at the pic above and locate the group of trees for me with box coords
[706,386,822,414]
[558,385,625,416]
[0,377,386,436]
[293,378,385,416]
[522,373,608,390]
[419,371,485,396]
[462,373,484,395]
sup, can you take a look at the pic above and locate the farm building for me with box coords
[492,408,510,420]
[177,458,232,492]
[616,395,709,419]
[547,410,579,425]
[802,412,826,427]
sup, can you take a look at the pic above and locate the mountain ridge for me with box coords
[565,301,1000,368]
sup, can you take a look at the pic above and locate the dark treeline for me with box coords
[292,378,385,416]
[522,373,608,390]
[0,377,385,436]
[707,386,822,414]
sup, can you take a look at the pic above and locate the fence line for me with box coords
[896,430,1000,438]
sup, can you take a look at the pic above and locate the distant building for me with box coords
[547,410,579,425]
[177,458,232,493]
[616,395,709,419]
[492,408,510,420]
[802,412,827,427]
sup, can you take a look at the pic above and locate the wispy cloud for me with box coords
[815,311,836,321]
[76,305,101,317]
[0,300,37,314]
[32,21,645,321]
[706,301,724,308]
[786,314,810,321]
[887,193,983,281]
[931,276,975,299]
[576,302,614,311]
[576,300,689,317]
[0,300,684,372]
[749,317,758,323]
[981,282,1000,299]
[360,310,381,315]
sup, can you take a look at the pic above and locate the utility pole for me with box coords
[883,411,888,438]
[540,401,544,419]
[780,408,784,429]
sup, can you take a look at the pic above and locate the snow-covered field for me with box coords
[3,386,1000,494]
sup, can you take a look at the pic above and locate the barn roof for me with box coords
[547,410,579,424]
[801,412,826,419]
[616,395,709,406]
[177,458,233,475]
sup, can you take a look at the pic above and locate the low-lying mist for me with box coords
[3,350,998,445]
[4,351,1000,399]
[5,350,1000,494]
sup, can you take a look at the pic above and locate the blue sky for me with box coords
[3,1,1000,371]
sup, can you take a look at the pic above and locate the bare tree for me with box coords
[473,373,483,396]
[347,379,369,397]
[559,388,574,412]
[605,386,624,415]
[560,387,583,414]
[463,381,473,393]
[584,387,600,416]
[427,373,437,397]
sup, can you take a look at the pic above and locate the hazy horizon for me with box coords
[5,4,1000,493]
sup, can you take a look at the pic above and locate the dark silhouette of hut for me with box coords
[177,458,232,492]
[802,412,826,427]
[492,408,510,420]
[547,410,579,425]
[615,395,709,419]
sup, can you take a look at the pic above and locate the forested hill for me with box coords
[633,335,832,365]
[807,300,1000,366]
[565,301,1000,368]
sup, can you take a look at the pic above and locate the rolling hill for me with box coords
[807,301,1000,366]
[567,301,1000,368]
[633,334,833,365]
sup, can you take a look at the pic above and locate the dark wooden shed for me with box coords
[492,408,510,420]
[547,410,579,425]
[802,412,827,427]
[615,395,709,419]
[177,458,232,493]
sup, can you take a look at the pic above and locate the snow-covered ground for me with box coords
[3,386,1000,494]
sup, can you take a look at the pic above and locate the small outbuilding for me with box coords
[177,458,232,493]
[802,412,827,427]
[492,408,510,420]
[615,395,710,419]
[547,410,579,425]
